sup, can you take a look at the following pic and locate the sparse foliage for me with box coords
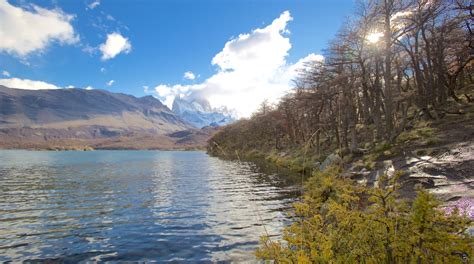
[208,0,473,158]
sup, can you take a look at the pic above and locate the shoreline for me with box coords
[0,147,207,152]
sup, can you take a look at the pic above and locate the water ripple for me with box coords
[0,150,298,262]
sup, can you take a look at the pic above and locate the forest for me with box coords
[208,0,472,160]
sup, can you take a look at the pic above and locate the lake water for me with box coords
[0,150,299,262]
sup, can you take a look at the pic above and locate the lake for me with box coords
[0,150,299,262]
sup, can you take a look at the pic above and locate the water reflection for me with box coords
[0,150,298,262]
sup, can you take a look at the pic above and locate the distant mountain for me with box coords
[0,85,216,150]
[171,96,235,128]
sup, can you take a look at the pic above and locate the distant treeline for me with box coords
[208,0,472,158]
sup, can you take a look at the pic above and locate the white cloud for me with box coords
[82,44,96,55]
[183,71,196,80]
[99,32,131,60]
[2,70,10,77]
[0,78,60,90]
[100,67,106,73]
[287,53,324,74]
[211,10,292,74]
[87,0,100,10]
[84,86,94,90]
[147,83,196,109]
[0,0,78,57]
[149,11,323,117]
[65,85,74,88]
[106,79,114,86]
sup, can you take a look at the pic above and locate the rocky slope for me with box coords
[0,85,215,149]
[345,106,474,217]
[0,85,188,131]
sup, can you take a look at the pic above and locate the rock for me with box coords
[314,161,321,169]
[382,160,395,177]
[359,168,371,176]
[320,153,343,171]
[371,160,396,188]
[346,167,371,181]
[83,146,94,151]
[442,197,474,220]
[391,142,474,203]
[351,148,368,155]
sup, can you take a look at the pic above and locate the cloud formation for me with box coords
[106,80,114,86]
[148,11,323,117]
[0,78,60,90]
[0,79,98,91]
[87,0,100,10]
[0,0,78,57]
[183,71,196,80]
[99,32,131,60]
[2,70,10,77]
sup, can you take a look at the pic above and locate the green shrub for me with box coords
[256,168,473,263]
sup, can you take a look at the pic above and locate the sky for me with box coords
[0,0,355,117]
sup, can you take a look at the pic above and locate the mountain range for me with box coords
[172,96,235,128]
[0,85,220,150]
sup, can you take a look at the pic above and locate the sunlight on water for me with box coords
[0,150,298,262]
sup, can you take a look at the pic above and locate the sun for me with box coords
[367,32,383,44]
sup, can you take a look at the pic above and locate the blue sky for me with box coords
[0,0,355,116]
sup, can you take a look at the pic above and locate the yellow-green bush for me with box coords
[256,168,473,263]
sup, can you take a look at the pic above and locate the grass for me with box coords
[263,148,321,173]
[396,124,437,145]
